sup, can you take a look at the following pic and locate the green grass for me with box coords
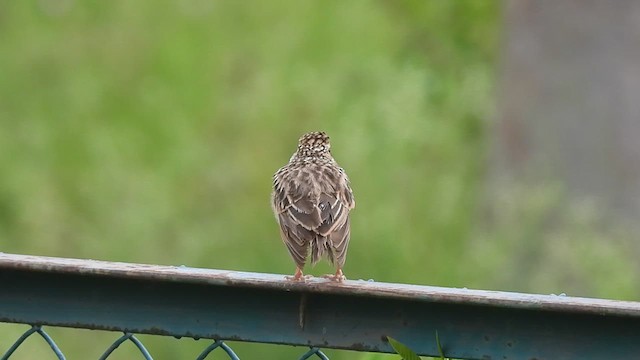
[0,1,637,359]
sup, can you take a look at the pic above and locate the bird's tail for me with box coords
[311,236,332,266]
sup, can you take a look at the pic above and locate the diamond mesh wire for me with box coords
[1,325,330,359]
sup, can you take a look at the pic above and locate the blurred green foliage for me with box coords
[0,1,637,359]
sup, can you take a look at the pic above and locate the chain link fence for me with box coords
[1,325,330,360]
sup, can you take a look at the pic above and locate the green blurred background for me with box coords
[0,1,637,359]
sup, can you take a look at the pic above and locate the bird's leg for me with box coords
[285,267,304,281]
[285,267,313,282]
[322,268,346,282]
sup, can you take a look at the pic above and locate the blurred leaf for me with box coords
[435,331,446,360]
[387,336,422,360]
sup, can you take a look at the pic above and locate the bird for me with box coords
[271,131,356,282]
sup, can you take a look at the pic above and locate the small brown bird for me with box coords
[271,131,356,282]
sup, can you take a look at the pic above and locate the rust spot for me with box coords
[225,335,243,341]
[350,342,373,351]
[183,331,220,340]
[146,326,172,336]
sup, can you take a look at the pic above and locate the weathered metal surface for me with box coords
[1,253,640,359]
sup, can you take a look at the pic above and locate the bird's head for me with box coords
[294,131,331,159]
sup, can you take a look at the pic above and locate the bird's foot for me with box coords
[285,274,314,282]
[285,268,313,282]
[322,269,346,282]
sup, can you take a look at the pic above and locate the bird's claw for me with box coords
[285,275,313,282]
[285,271,314,282]
[322,270,346,282]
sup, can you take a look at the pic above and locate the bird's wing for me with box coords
[316,175,355,236]
[273,184,313,266]
[274,174,324,231]
[327,216,350,268]
[318,174,354,268]
[276,212,310,268]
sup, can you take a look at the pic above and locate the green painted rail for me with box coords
[1,253,639,359]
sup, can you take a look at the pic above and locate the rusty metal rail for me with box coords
[1,253,640,359]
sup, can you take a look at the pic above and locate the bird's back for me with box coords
[272,159,354,266]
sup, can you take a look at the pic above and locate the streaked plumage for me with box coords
[271,131,355,282]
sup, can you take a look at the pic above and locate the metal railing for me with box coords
[1,253,640,359]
